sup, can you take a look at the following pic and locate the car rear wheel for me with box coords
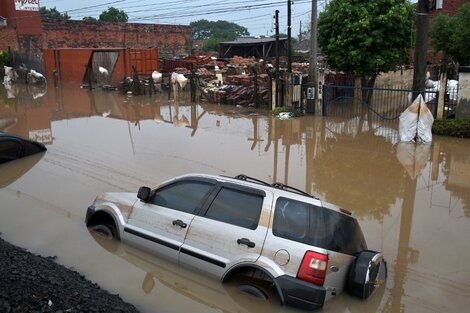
[225,268,276,301]
[237,284,268,300]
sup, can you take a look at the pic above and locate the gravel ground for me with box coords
[0,236,139,313]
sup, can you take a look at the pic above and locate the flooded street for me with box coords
[1,83,470,313]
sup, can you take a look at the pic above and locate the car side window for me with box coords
[272,197,309,242]
[204,187,263,230]
[151,181,214,214]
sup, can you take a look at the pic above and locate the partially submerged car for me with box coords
[86,174,387,310]
[0,131,47,164]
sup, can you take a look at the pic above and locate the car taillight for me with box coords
[297,251,328,286]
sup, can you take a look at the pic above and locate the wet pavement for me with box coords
[1,82,470,313]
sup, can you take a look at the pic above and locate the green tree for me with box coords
[99,7,128,22]
[318,0,414,89]
[82,16,98,22]
[191,20,249,52]
[39,6,70,20]
[190,20,249,41]
[430,4,470,66]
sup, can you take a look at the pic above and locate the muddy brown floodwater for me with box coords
[1,82,470,313]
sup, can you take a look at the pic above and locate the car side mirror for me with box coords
[137,186,151,202]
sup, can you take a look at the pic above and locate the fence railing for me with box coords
[322,85,439,121]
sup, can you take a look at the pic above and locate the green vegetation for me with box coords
[432,119,470,138]
[0,51,11,76]
[82,16,98,22]
[430,4,470,66]
[39,7,70,20]
[99,7,128,22]
[0,51,10,66]
[190,20,249,52]
[318,0,414,88]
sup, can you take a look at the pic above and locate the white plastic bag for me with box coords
[152,71,162,82]
[417,102,434,143]
[399,97,419,142]
[399,95,434,143]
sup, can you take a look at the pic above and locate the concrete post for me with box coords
[456,67,470,119]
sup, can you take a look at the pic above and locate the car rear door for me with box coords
[123,178,216,261]
[179,182,273,278]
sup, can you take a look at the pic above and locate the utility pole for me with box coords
[275,10,280,108]
[307,0,318,114]
[412,0,430,101]
[287,0,292,73]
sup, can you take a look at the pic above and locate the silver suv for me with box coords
[86,173,387,310]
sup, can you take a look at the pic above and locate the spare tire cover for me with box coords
[347,250,387,300]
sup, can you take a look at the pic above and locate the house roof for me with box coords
[220,37,288,45]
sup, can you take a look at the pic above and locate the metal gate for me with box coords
[322,85,438,121]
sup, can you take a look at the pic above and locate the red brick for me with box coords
[0,26,19,51]
[41,20,191,58]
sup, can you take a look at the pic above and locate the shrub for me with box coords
[432,119,470,138]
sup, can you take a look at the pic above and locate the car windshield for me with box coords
[273,197,367,255]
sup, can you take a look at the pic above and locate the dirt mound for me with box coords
[0,236,139,313]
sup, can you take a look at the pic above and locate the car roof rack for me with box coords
[233,174,271,186]
[271,182,319,199]
[230,174,319,199]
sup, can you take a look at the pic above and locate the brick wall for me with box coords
[441,0,469,15]
[17,35,43,54]
[0,26,18,51]
[41,20,191,58]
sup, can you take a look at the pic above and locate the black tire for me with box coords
[89,224,115,239]
[237,284,268,300]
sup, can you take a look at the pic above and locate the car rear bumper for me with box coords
[275,275,326,310]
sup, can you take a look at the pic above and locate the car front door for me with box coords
[123,178,216,261]
[179,182,273,278]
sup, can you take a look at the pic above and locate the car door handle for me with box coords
[172,219,187,228]
[237,238,255,248]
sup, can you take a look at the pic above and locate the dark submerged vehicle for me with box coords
[0,131,47,164]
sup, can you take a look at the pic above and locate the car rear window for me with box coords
[273,197,366,255]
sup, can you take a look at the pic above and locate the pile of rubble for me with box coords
[133,54,312,107]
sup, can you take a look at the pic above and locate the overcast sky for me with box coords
[39,0,330,37]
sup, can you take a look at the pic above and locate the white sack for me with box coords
[399,97,419,142]
[447,80,458,101]
[171,72,188,89]
[152,71,162,82]
[30,69,44,79]
[4,66,18,82]
[399,94,434,143]
[98,66,108,76]
[417,102,434,143]
[176,73,188,89]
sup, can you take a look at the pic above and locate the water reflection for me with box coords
[89,231,282,313]
[0,153,45,188]
[89,230,386,313]
[1,83,470,313]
